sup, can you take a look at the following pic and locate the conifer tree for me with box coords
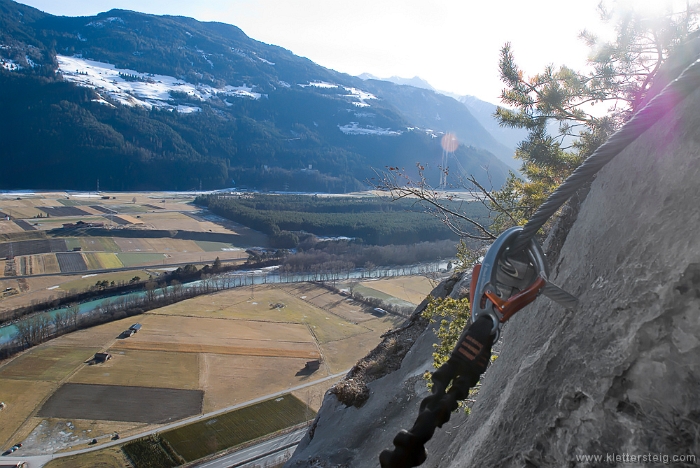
[492,2,700,233]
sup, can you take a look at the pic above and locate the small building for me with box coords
[94,352,112,363]
[129,323,142,332]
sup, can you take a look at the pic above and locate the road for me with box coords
[194,427,307,468]
[3,371,346,468]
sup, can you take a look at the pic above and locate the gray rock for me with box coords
[287,69,700,468]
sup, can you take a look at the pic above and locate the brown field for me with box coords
[358,276,435,305]
[0,379,55,449]
[154,285,377,344]
[0,219,24,234]
[0,346,99,382]
[284,283,376,323]
[48,316,136,348]
[200,354,325,412]
[136,211,206,231]
[38,253,61,274]
[108,314,318,359]
[319,317,404,372]
[70,350,200,390]
[16,254,61,275]
[112,340,320,359]
[158,286,370,343]
[0,281,402,452]
[43,446,130,468]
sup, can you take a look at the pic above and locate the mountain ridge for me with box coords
[0,0,511,191]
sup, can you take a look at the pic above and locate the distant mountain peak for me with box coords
[357,73,435,91]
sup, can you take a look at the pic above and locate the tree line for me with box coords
[196,194,489,246]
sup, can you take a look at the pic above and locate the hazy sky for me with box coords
[16,0,654,103]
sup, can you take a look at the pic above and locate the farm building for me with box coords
[129,323,142,332]
[94,352,112,363]
[121,329,136,338]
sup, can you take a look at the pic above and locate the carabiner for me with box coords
[469,227,549,339]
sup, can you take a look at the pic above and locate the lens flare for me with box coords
[441,132,458,153]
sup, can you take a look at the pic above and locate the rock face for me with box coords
[287,84,700,468]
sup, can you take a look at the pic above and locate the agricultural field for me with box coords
[83,252,123,270]
[0,346,100,382]
[0,191,267,284]
[55,252,89,273]
[162,395,311,462]
[0,282,403,458]
[17,253,62,275]
[38,383,203,423]
[357,275,436,305]
[0,378,55,448]
[115,253,167,268]
[0,218,24,235]
[43,446,130,468]
[69,350,200,390]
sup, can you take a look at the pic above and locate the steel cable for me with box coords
[511,58,700,253]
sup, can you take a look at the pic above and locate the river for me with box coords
[0,261,451,346]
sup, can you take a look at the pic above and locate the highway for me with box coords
[193,427,307,468]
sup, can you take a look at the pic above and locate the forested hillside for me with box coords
[0,0,510,191]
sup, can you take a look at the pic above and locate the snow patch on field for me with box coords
[57,55,260,112]
[338,122,402,136]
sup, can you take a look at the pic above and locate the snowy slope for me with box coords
[57,55,260,113]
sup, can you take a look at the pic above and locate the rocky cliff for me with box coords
[286,64,700,467]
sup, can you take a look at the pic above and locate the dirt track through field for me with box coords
[38,383,203,423]
[111,340,321,359]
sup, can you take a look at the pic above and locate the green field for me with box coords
[77,237,122,252]
[122,436,183,468]
[64,238,82,250]
[116,253,168,267]
[194,240,240,252]
[353,284,416,308]
[83,252,124,270]
[162,394,313,462]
